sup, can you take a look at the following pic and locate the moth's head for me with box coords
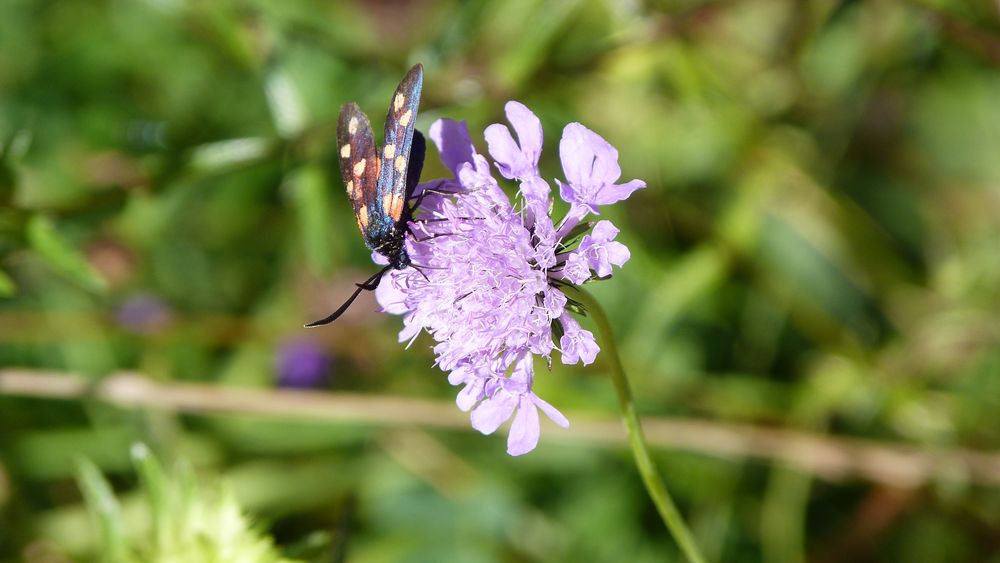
[383,234,410,270]
[391,250,411,270]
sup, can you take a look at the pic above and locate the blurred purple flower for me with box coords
[275,338,331,389]
[375,103,643,455]
[115,293,172,334]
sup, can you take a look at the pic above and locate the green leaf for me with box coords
[287,164,339,277]
[26,215,107,293]
[0,129,31,199]
[187,137,277,176]
[0,268,15,297]
[130,444,169,552]
[74,458,129,563]
[266,66,309,137]
[3,128,33,164]
[492,0,581,88]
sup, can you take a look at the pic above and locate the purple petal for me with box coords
[587,133,621,186]
[456,379,484,411]
[471,392,517,434]
[448,365,472,386]
[374,270,409,314]
[592,178,646,206]
[484,123,525,179]
[560,252,591,284]
[559,313,600,365]
[532,217,558,269]
[556,182,600,217]
[590,220,620,241]
[505,101,543,166]
[601,241,630,274]
[457,154,500,194]
[541,287,567,319]
[532,394,570,428]
[558,123,645,211]
[507,395,540,456]
[575,221,631,277]
[559,123,594,188]
[397,319,421,345]
[508,354,535,384]
[554,201,590,240]
[520,176,551,203]
[573,330,599,365]
[429,119,476,176]
[485,101,544,182]
[371,251,390,266]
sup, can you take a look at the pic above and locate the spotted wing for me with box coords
[376,63,424,224]
[337,103,380,239]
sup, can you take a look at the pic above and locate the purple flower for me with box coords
[464,355,569,456]
[485,101,542,181]
[116,293,172,335]
[429,119,477,178]
[484,101,551,203]
[563,220,631,284]
[275,338,331,389]
[556,123,646,235]
[558,313,599,366]
[375,103,642,455]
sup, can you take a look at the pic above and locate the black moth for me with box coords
[306,64,425,327]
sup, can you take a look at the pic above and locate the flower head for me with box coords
[376,103,643,454]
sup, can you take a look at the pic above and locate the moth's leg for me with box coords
[306,266,390,327]
[409,216,486,225]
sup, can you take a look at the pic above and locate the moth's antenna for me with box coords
[305,265,391,327]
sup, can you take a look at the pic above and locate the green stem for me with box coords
[564,285,708,563]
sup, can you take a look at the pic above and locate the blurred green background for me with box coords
[2,0,1000,561]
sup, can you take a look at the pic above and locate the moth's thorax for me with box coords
[379,242,410,270]
[368,224,410,270]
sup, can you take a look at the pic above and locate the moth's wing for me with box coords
[337,103,381,238]
[405,130,426,200]
[376,63,423,223]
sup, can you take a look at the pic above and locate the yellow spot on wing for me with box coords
[346,180,354,196]
[353,158,366,177]
[358,205,369,229]
[383,144,395,159]
[399,110,412,127]
[394,93,405,111]
[391,194,404,220]
[348,117,358,134]
[340,144,351,158]
[394,155,406,173]
[382,193,404,221]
